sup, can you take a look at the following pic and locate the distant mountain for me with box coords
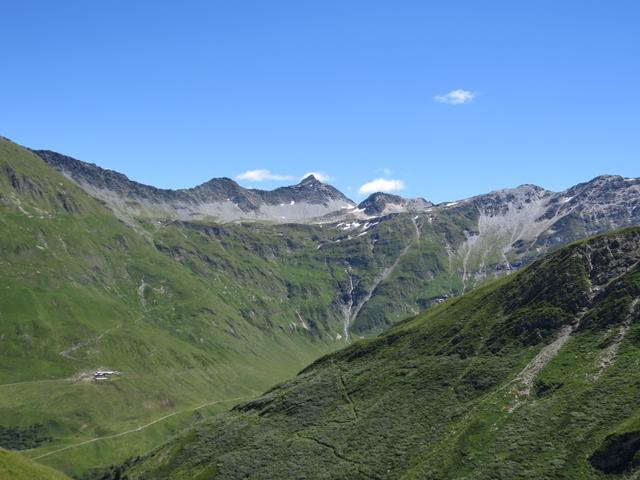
[119,226,640,479]
[34,149,640,240]
[35,150,355,223]
[357,192,433,216]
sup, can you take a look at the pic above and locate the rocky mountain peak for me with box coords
[358,191,433,216]
[299,174,321,186]
[270,175,352,207]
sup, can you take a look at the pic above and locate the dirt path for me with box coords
[31,395,253,461]
[59,323,123,360]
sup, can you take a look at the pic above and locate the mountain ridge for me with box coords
[34,147,639,227]
[34,149,354,223]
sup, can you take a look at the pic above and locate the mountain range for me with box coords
[33,147,640,232]
[1,135,639,477]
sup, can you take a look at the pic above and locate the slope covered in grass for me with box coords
[0,449,69,480]
[1,136,458,476]
[123,227,640,479]
[0,138,340,475]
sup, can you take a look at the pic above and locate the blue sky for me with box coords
[2,1,639,202]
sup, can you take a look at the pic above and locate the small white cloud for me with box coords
[236,169,293,181]
[375,168,392,176]
[358,178,405,195]
[434,89,475,105]
[302,171,332,182]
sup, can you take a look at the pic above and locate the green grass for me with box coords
[1,137,464,476]
[0,139,342,475]
[0,448,69,480]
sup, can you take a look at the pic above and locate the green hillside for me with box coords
[2,135,639,477]
[0,138,339,475]
[0,449,69,480]
[0,137,459,475]
[122,227,640,479]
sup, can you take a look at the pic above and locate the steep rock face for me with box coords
[119,227,640,480]
[534,175,640,249]
[35,150,354,222]
[466,175,640,253]
[435,179,640,289]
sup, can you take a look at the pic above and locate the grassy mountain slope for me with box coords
[1,138,439,476]
[0,449,69,480]
[123,227,640,479]
[0,138,341,474]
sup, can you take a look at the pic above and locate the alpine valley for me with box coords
[1,135,640,478]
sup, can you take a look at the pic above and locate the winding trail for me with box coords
[31,395,253,461]
[59,323,123,360]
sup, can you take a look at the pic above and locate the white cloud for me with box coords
[375,168,392,176]
[302,171,332,182]
[358,178,405,195]
[236,169,293,181]
[434,89,475,105]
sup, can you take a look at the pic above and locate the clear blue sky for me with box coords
[2,1,639,202]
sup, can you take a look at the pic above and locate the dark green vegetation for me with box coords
[121,228,640,479]
[0,423,51,450]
